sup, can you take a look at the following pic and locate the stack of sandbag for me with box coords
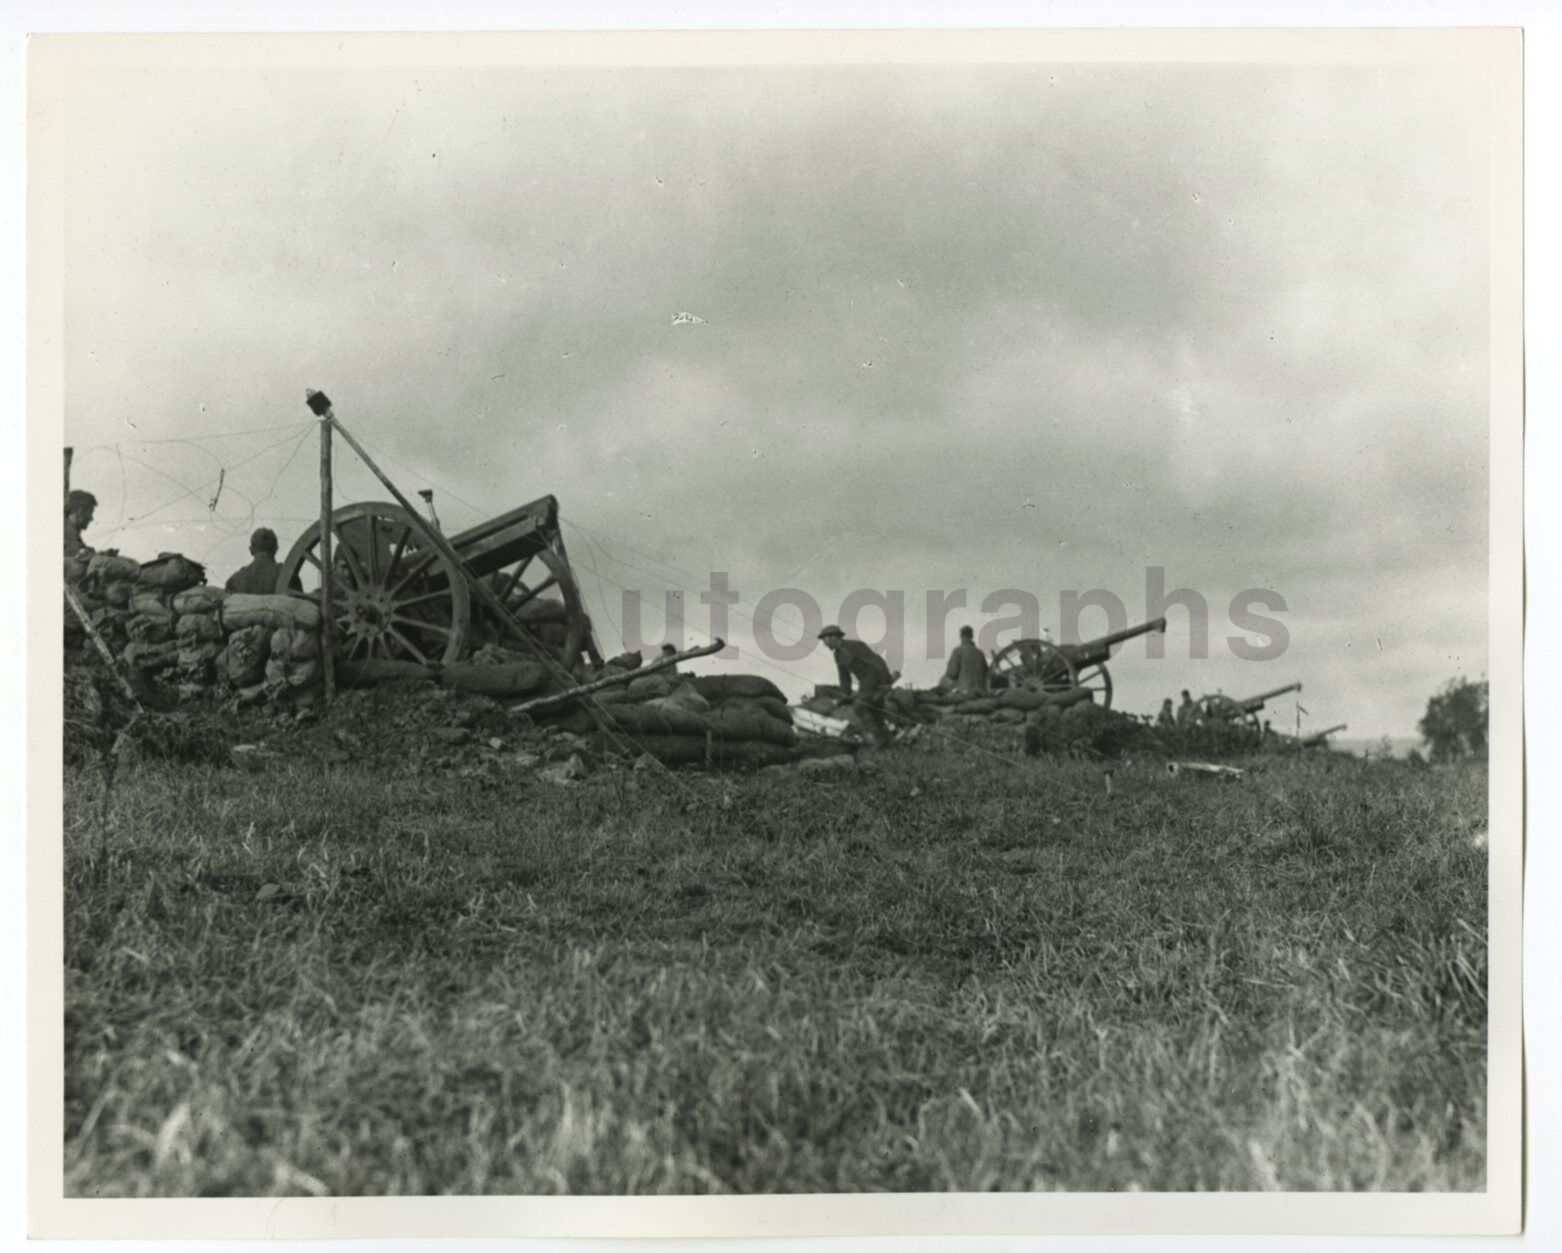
[533,669,801,768]
[172,586,226,684]
[265,625,321,691]
[72,553,145,648]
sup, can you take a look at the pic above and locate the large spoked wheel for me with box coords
[988,639,1113,707]
[472,542,594,672]
[277,502,469,665]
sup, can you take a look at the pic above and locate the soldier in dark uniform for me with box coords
[64,489,97,560]
[819,624,895,746]
[939,624,988,696]
[225,527,301,594]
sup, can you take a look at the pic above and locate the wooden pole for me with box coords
[64,446,73,498]
[309,392,336,704]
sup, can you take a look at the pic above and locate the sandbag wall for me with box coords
[536,670,803,768]
[799,684,1162,758]
[67,552,324,705]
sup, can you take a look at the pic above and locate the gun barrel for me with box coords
[1303,723,1348,745]
[1060,616,1168,667]
[1239,681,1303,712]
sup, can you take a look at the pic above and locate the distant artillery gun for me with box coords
[277,495,601,669]
[1195,682,1303,733]
[1301,723,1347,749]
[987,617,1167,709]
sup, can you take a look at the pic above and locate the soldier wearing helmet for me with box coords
[64,489,97,559]
[225,527,300,594]
[819,624,896,747]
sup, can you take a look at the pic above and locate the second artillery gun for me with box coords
[987,617,1167,708]
[1196,681,1303,732]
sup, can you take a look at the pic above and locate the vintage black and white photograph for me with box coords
[30,25,1522,1238]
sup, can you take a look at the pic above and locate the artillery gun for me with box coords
[277,495,601,670]
[987,617,1166,708]
[1196,682,1302,732]
[1301,723,1347,749]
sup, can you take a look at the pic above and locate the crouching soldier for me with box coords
[818,624,896,747]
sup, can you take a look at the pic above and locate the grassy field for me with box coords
[62,737,1488,1196]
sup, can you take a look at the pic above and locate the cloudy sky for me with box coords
[57,48,1492,738]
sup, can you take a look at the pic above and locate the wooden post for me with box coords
[308,391,336,703]
[64,446,73,498]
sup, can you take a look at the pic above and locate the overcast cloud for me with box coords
[59,59,1490,738]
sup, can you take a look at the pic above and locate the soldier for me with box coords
[64,489,97,559]
[659,642,680,674]
[1156,698,1177,731]
[225,527,300,594]
[1176,689,1198,728]
[818,624,895,746]
[939,624,988,696]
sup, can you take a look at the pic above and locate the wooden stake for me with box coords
[312,397,336,704]
[507,638,726,716]
[64,583,139,706]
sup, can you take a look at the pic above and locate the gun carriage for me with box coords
[276,495,601,669]
[986,617,1167,708]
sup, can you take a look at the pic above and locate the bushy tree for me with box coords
[1417,677,1488,763]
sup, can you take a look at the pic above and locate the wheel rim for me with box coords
[277,502,469,665]
[990,640,1077,694]
[474,541,591,671]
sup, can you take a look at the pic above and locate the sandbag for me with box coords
[87,553,141,583]
[176,640,222,683]
[659,684,711,713]
[954,697,1000,715]
[136,553,204,591]
[270,626,321,662]
[336,657,434,688]
[123,641,177,670]
[605,650,643,671]
[708,695,792,725]
[625,674,674,701]
[176,612,224,643]
[991,708,1026,724]
[102,580,135,608]
[126,614,174,645]
[797,694,843,716]
[690,674,788,704]
[440,660,554,699]
[225,624,272,686]
[997,687,1051,712]
[221,593,322,633]
[702,706,798,747]
[129,589,173,616]
[171,586,227,616]
[599,702,712,738]
[265,655,321,689]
